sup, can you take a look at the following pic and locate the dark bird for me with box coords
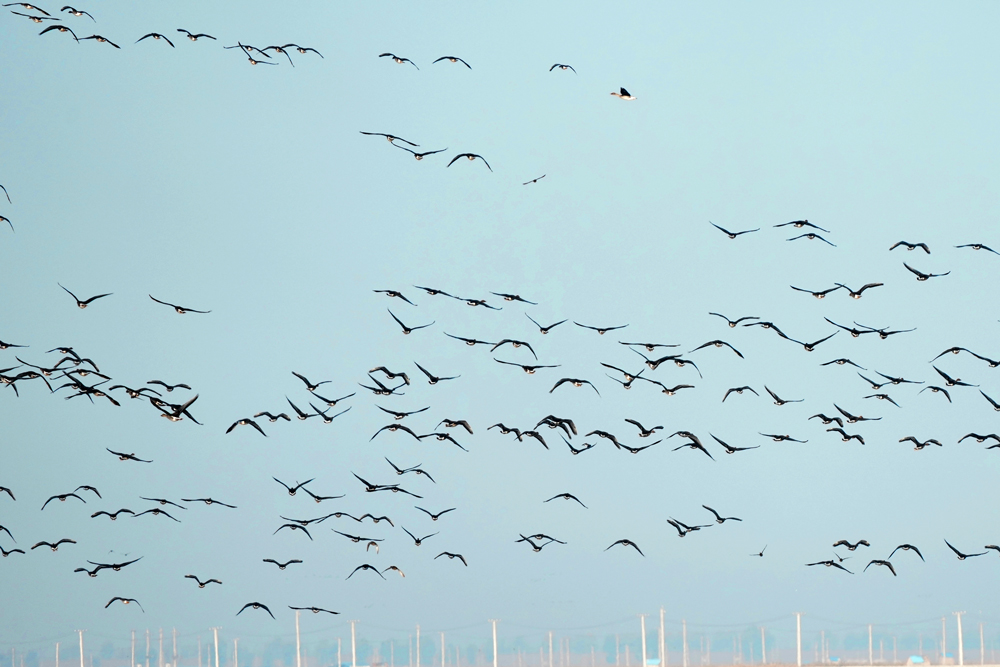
[379,52,418,68]
[610,87,636,100]
[903,263,950,281]
[549,63,576,73]
[982,390,1000,412]
[433,55,471,68]
[395,145,448,160]
[39,24,78,39]
[0,524,14,541]
[827,427,865,445]
[495,359,560,374]
[147,380,191,392]
[864,393,901,408]
[434,552,468,566]
[361,132,419,147]
[415,507,456,521]
[690,339,744,358]
[41,492,85,510]
[358,375,406,397]
[722,386,758,402]
[806,560,852,573]
[703,505,742,523]
[182,498,236,508]
[833,539,870,551]
[226,418,266,436]
[155,394,201,423]
[447,153,492,171]
[667,518,711,537]
[620,341,681,351]
[919,386,952,403]
[752,546,767,557]
[959,433,1000,444]
[185,575,222,588]
[377,405,429,420]
[274,524,313,540]
[302,487,345,503]
[898,436,943,450]
[289,606,339,615]
[371,423,422,441]
[524,313,567,334]
[775,219,830,233]
[177,29,216,41]
[671,433,715,460]
[561,435,595,455]
[932,366,977,388]
[888,544,925,561]
[149,295,210,314]
[784,331,839,352]
[944,539,987,560]
[312,391,357,407]
[388,309,433,335]
[955,243,1000,255]
[790,285,842,299]
[134,508,180,522]
[237,602,275,619]
[31,538,77,551]
[491,339,537,359]
[624,418,662,437]
[401,527,438,546]
[140,497,185,510]
[709,434,760,454]
[278,43,323,58]
[709,312,760,328]
[821,358,867,370]
[347,563,386,579]
[5,2,49,15]
[809,413,844,427]
[550,378,600,396]
[292,371,330,392]
[710,222,759,238]
[890,241,930,253]
[619,440,661,454]
[874,371,923,386]
[78,34,119,48]
[544,493,587,508]
[91,509,135,520]
[106,448,152,463]
[437,418,473,434]
[414,361,459,385]
[272,478,314,496]
[105,597,144,612]
[835,283,883,299]
[136,33,175,47]
[834,404,881,423]
[764,386,803,406]
[418,432,467,453]
[605,539,644,556]
[263,559,302,570]
[522,176,546,186]
[759,433,808,443]
[87,557,141,572]
[374,289,416,306]
[58,283,111,308]
[574,321,628,335]
[0,486,14,501]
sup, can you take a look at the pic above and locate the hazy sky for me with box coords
[2,0,999,662]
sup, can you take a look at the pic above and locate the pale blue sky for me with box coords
[1,0,999,661]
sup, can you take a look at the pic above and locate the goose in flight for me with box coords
[237,602,275,619]
[806,560,852,574]
[709,312,759,328]
[549,63,576,73]
[544,493,587,508]
[177,29,216,41]
[787,232,836,247]
[434,552,468,566]
[79,34,119,48]
[5,3,49,15]
[709,434,760,454]
[226,418,266,436]
[136,33,175,47]
[415,507,456,521]
[395,145,448,160]
[550,377,600,396]
[59,284,111,308]
[944,539,986,560]
[32,538,77,551]
[106,597,144,612]
[702,505,741,523]
[864,560,897,576]
[433,55,471,68]
[575,321,628,335]
[447,153,492,171]
[379,53,418,68]
[903,262,950,281]
[610,88,636,100]
[149,295,210,314]
[289,606,339,615]
[710,222,759,239]
[388,310,433,335]
[185,575,222,588]
[833,539,870,551]
[522,175,546,185]
[263,558,302,570]
[605,539,644,556]
[790,285,841,299]
[722,386,758,402]
[347,563,386,579]
[890,241,930,253]
[525,313,567,334]
[835,283,883,299]
[955,243,999,255]
[775,219,830,233]
[360,132,419,147]
[39,24,78,40]
[888,544,924,561]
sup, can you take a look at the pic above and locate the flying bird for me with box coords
[544,493,587,508]
[237,602,275,619]
[263,559,302,570]
[709,222,759,239]
[574,321,628,335]
[379,52,418,68]
[177,29,216,41]
[149,295,210,314]
[835,283,883,299]
[185,575,222,588]
[955,243,999,255]
[787,233,836,247]
[388,310,434,335]
[58,284,111,308]
[289,606,339,615]
[833,539,870,551]
[890,241,930,253]
[944,539,987,560]
[434,552,468,566]
[447,153,492,171]
[722,386,758,402]
[361,132,419,147]
[550,378,600,396]
[709,434,760,454]
[549,63,576,73]
[702,505,742,523]
[136,33,175,47]
[775,220,830,233]
[433,55,471,68]
[415,507,456,521]
[105,597,144,612]
[610,88,636,100]
[903,263,950,281]
[605,539,644,556]
[708,313,759,328]
[226,418,266,436]
[888,544,925,561]
[806,560,852,574]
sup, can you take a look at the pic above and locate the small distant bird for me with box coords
[41,492,85,510]
[955,243,999,256]
[105,597,144,612]
[944,539,987,560]
[710,222,759,239]
[722,386,758,402]
[379,53,418,68]
[78,34,119,48]
[395,145,448,160]
[522,176,546,186]
[434,552,468,566]
[415,507,456,521]
[549,63,576,73]
[263,558,302,570]
[433,55,470,68]
[226,418,266,436]
[447,153,492,171]
[107,448,152,463]
[835,283,883,299]
[610,88,636,100]
[764,386,802,406]
[289,606,339,615]
[702,505,741,523]
[752,546,767,557]
[806,560,852,574]
[605,539,644,556]
[544,492,587,508]
[237,602,275,619]
[136,33,175,47]
[177,29,216,41]
[58,284,111,308]
[903,263,950,281]
[833,539,870,551]
[388,309,434,335]
[5,3,50,15]
[575,321,628,335]
[888,544,924,561]
[890,241,930,253]
[550,377,600,396]
[39,24,78,40]
[31,538,76,551]
[149,295,210,314]
[709,312,759,328]
[710,434,760,454]
[185,575,222,588]
[360,132,419,147]
[791,285,841,299]
[775,220,830,233]
[347,564,386,579]
[525,313,567,334]
[787,232,836,247]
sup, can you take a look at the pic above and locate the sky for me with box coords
[2,0,1000,663]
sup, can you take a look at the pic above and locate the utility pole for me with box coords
[146,630,151,667]
[417,626,421,667]
[821,632,825,665]
[796,614,802,667]
[683,622,688,667]
[198,638,202,667]
[57,643,60,667]
[869,625,873,667]
[78,630,86,667]
[173,630,178,667]
[338,638,342,667]
[979,623,984,666]
[133,634,137,667]
[409,636,413,667]
[160,630,164,667]
[640,615,649,667]
[955,613,966,667]
[234,640,238,667]
[441,633,446,667]
[893,637,897,665]
[550,632,554,667]
[759,629,766,666]
[659,609,666,667]
[943,617,948,665]
[351,621,358,667]
[490,620,499,667]
[616,636,620,667]
[296,611,303,667]
[211,629,220,667]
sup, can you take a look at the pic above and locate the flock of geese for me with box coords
[3,2,1000,631]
